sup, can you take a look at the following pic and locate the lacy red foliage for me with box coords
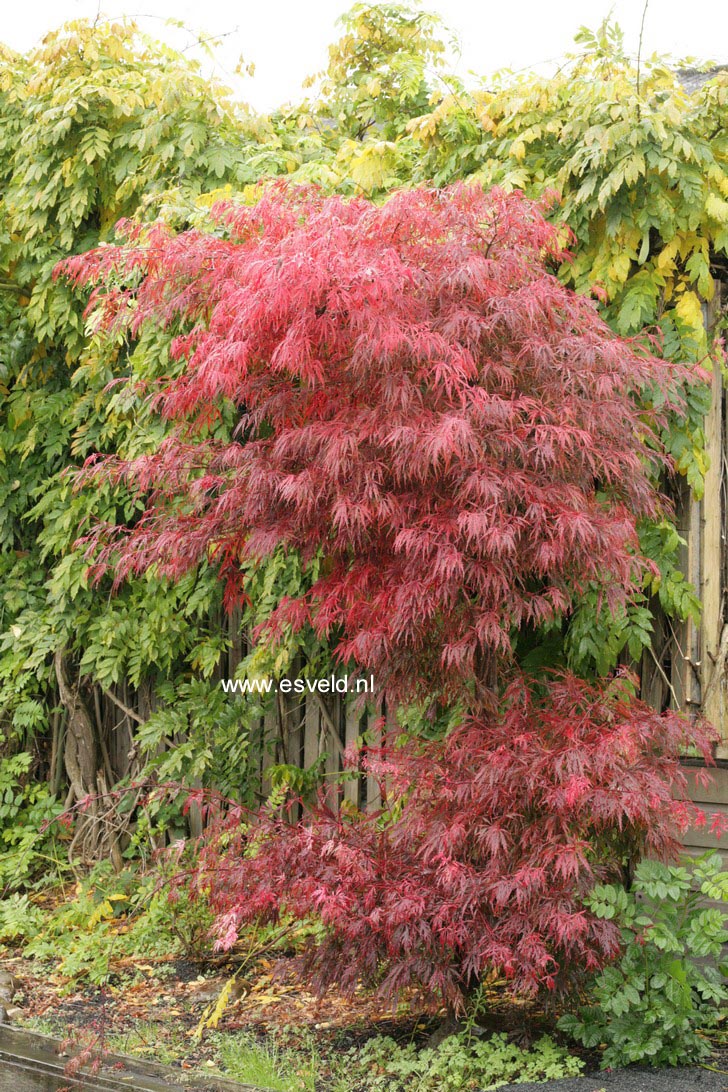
[60,184,714,1005]
[61,183,695,702]
[193,673,711,1007]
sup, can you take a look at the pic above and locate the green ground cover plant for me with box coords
[212,1026,584,1092]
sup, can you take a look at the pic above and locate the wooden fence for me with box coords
[638,285,728,862]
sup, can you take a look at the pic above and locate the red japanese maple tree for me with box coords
[61,183,714,1006]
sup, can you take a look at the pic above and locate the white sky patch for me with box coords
[3,0,727,112]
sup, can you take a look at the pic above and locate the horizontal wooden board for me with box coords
[0,1024,258,1092]
[682,765,728,806]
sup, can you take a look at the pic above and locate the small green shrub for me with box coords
[128,881,217,961]
[22,859,216,984]
[24,866,125,984]
[559,853,728,1067]
[0,891,45,942]
[0,753,65,892]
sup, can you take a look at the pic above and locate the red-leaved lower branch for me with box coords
[189,672,716,1007]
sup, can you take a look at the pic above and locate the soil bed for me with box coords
[2,951,727,1091]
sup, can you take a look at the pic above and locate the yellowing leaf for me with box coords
[675,290,704,331]
[653,238,678,272]
[86,899,114,928]
[706,192,728,224]
[192,974,239,1040]
[607,252,631,285]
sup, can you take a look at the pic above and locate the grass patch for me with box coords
[214,1030,317,1091]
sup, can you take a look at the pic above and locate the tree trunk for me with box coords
[53,649,123,869]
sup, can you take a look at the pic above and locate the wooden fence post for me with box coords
[700,287,726,755]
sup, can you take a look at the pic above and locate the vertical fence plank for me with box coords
[701,287,727,755]
[324,695,341,810]
[304,695,320,771]
[672,483,702,713]
[260,708,278,796]
[229,605,243,676]
[285,663,305,820]
[365,708,382,813]
[381,698,398,807]
[343,700,361,806]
